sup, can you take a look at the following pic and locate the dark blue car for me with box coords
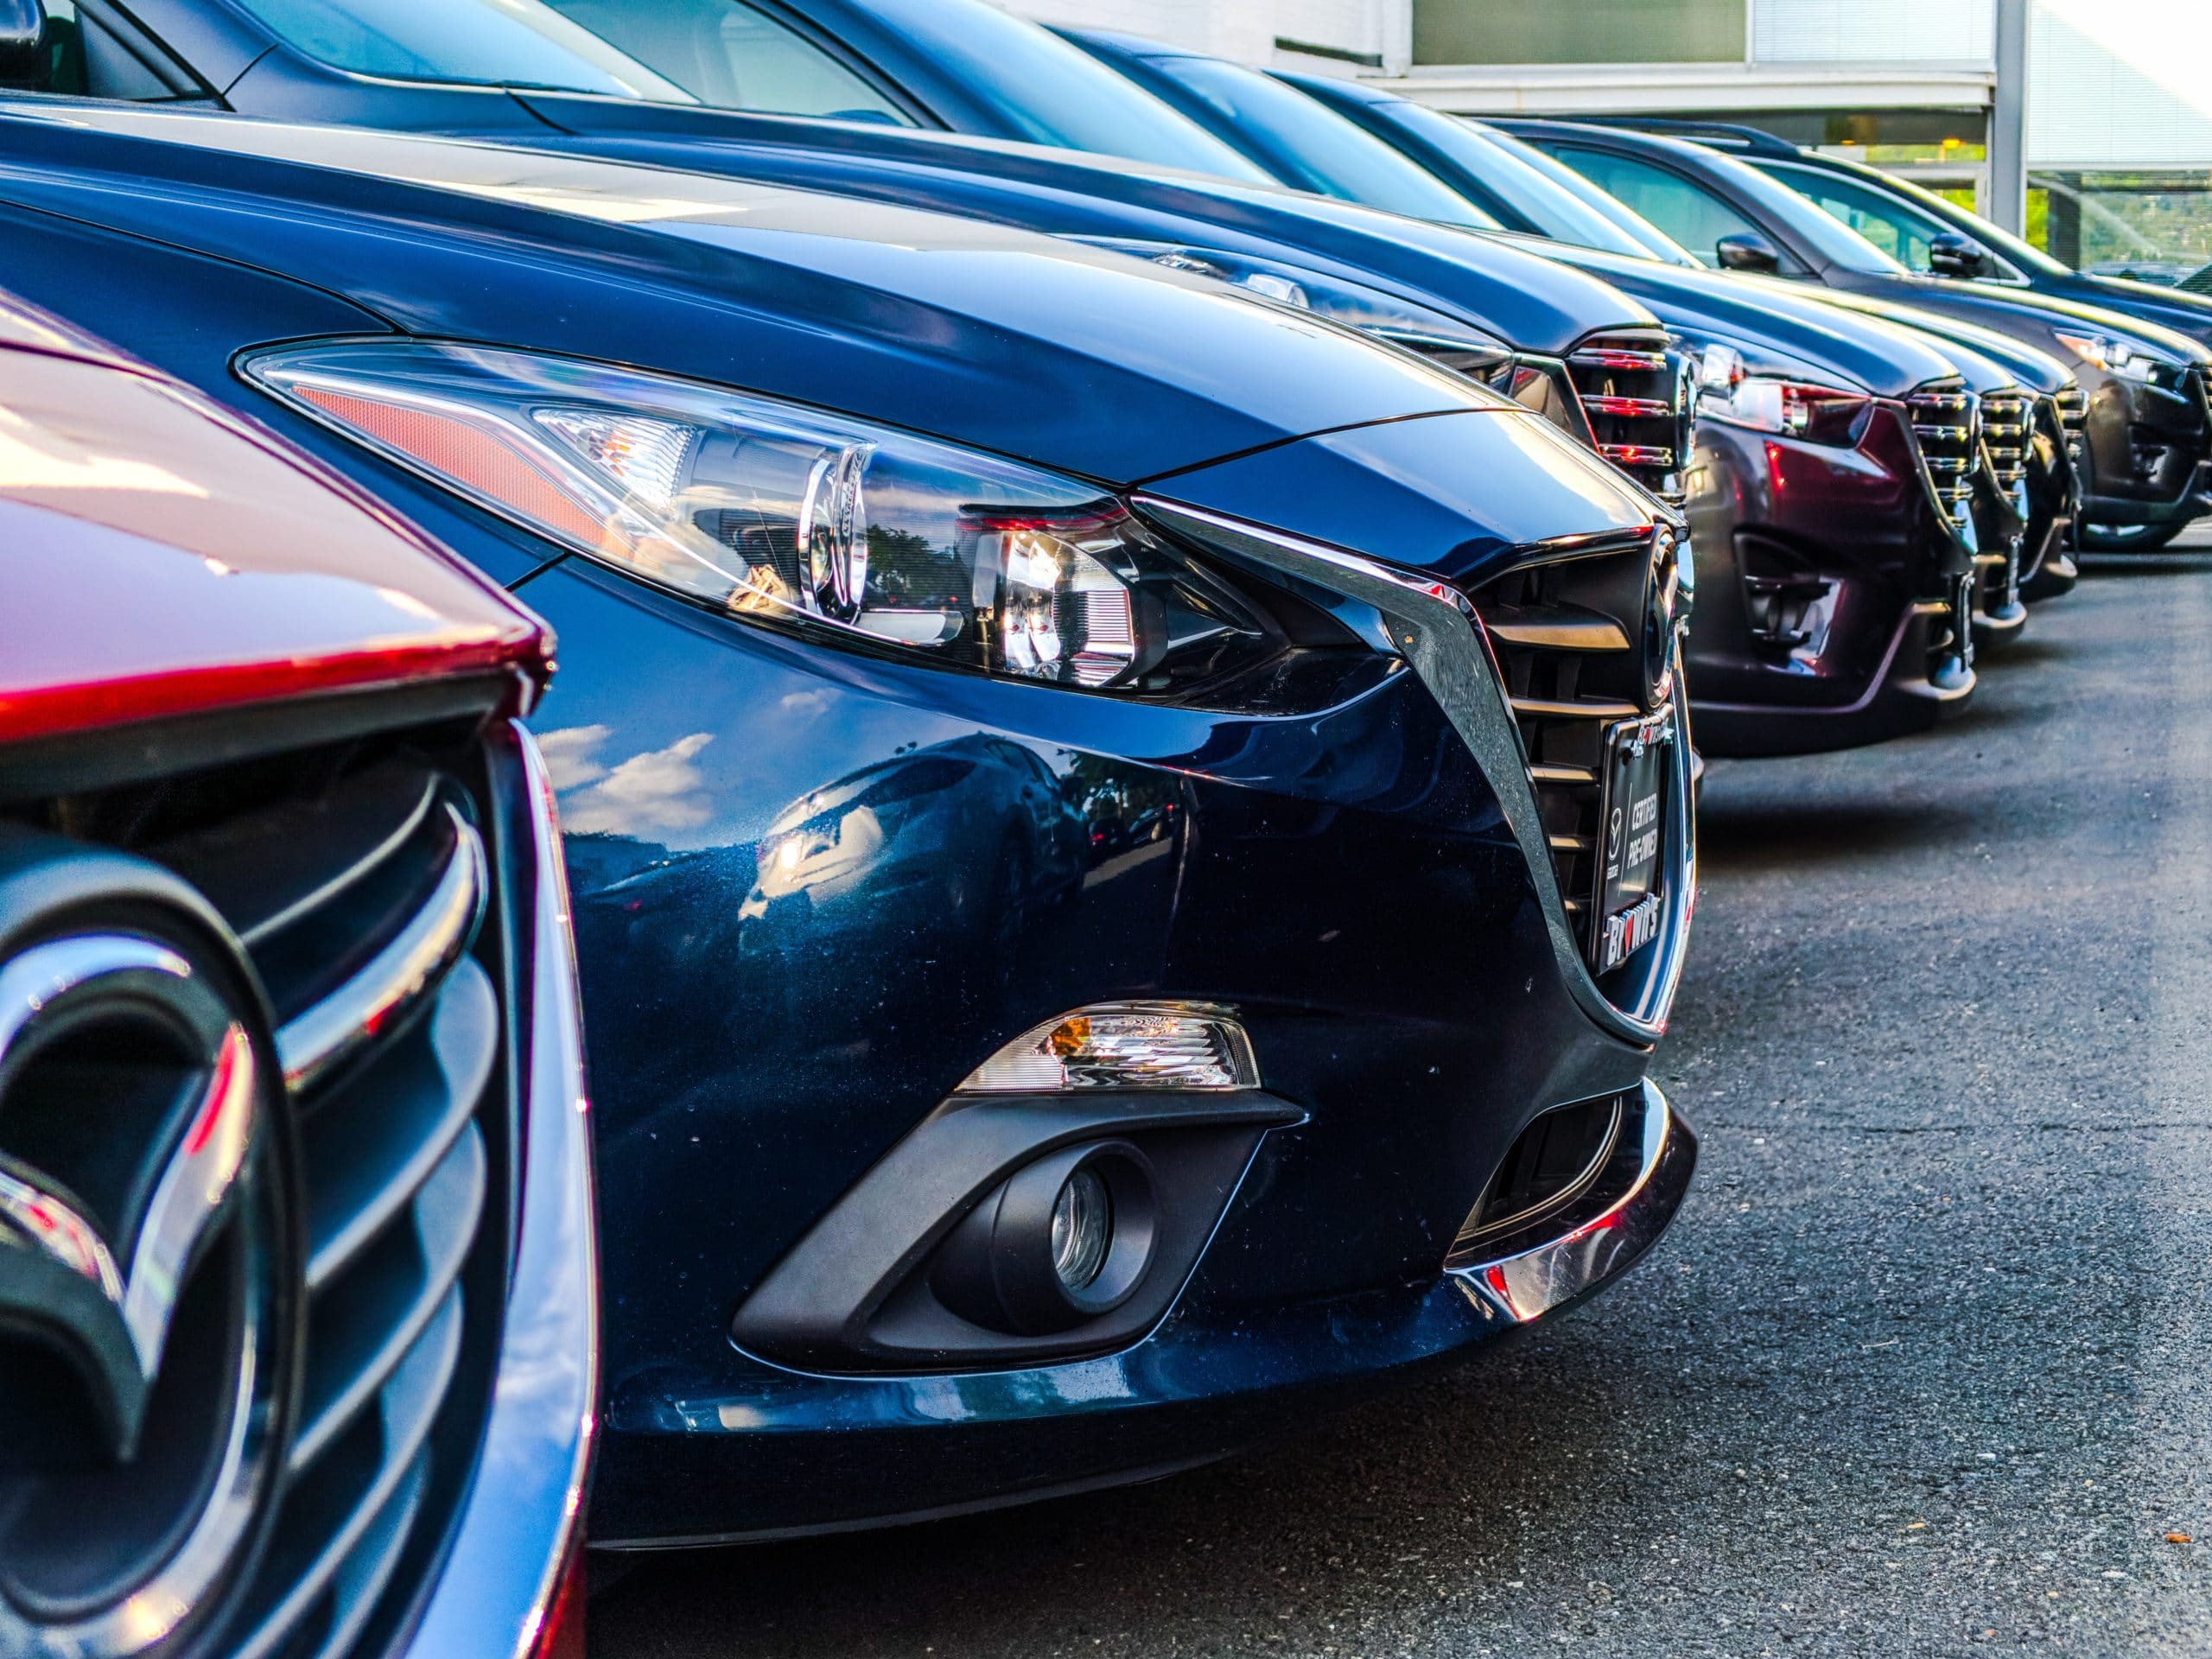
[0,101,1698,1543]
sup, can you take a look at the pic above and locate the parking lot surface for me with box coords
[597,543,2212,1658]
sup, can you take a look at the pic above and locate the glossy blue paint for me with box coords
[0,103,1503,486]
[22,0,1660,357]
[0,102,1690,1541]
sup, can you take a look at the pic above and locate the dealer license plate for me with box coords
[1593,714,1670,974]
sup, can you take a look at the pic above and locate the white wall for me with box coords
[2030,0,2212,168]
[996,0,2212,169]
[1753,0,1994,63]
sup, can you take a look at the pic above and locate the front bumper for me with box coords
[2081,459,2212,529]
[1684,408,1977,756]
[2076,366,2212,529]
[511,460,1695,1546]
[599,1085,1694,1547]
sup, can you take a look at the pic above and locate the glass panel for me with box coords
[1757,160,1954,270]
[224,0,696,98]
[822,0,1276,182]
[1465,122,1699,262]
[542,0,912,124]
[1147,58,1498,228]
[1545,146,1774,268]
[1413,0,1747,66]
[2032,169,2212,288]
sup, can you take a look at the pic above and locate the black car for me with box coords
[1610,120,2212,354]
[1497,119,2212,552]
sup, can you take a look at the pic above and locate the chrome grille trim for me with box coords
[275,806,486,1091]
[300,956,496,1291]
[1465,529,1683,968]
[397,722,594,1659]
[231,1301,458,1659]
[1135,495,1694,1045]
[1909,385,1980,525]
[1980,388,2031,492]
[143,735,518,1659]
[1567,330,1693,506]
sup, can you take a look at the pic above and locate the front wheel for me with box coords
[2078,520,2188,552]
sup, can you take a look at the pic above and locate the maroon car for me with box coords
[0,296,594,1659]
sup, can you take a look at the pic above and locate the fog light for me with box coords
[959,1001,1258,1093]
[932,1141,1158,1334]
[1051,1166,1112,1291]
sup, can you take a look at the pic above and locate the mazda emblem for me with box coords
[0,920,292,1659]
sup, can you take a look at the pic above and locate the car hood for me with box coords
[502,93,1662,356]
[0,297,544,745]
[1868,273,2212,367]
[0,101,1499,488]
[1799,291,2072,394]
[1528,241,1961,397]
[2075,272,2212,351]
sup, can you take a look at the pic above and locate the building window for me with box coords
[1411,0,1747,66]
[2031,171,2212,289]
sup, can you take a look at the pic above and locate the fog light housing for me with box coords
[958,1002,1258,1093]
[932,1141,1159,1334]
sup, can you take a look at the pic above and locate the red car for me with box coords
[0,296,594,1659]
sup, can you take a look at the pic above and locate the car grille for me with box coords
[1980,388,2031,492]
[2188,365,2212,430]
[1461,528,1675,961]
[1566,331,1689,505]
[2054,381,2090,474]
[35,715,517,1659]
[1404,340,1589,442]
[1910,386,1980,526]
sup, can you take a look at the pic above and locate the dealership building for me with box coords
[1010,0,2212,281]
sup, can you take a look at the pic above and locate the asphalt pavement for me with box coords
[595,532,2212,1659]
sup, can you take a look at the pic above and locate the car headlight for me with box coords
[1072,239,1512,363]
[243,340,1278,696]
[2052,329,2173,383]
[1695,342,1871,445]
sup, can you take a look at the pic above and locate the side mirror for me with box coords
[1713,232,1783,275]
[0,0,48,86]
[1927,232,1990,279]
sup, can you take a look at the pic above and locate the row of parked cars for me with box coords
[4,2,2209,1654]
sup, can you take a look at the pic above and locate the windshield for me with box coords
[1139,56,1499,229]
[1448,118,1698,262]
[805,0,1274,181]
[229,0,702,98]
[229,0,1262,152]
[1478,127,1696,264]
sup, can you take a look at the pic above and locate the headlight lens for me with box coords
[2052,329,2172,383]
[244,340,1272,695]
[1696,344,1870,445]
[1072,239,1513,364]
